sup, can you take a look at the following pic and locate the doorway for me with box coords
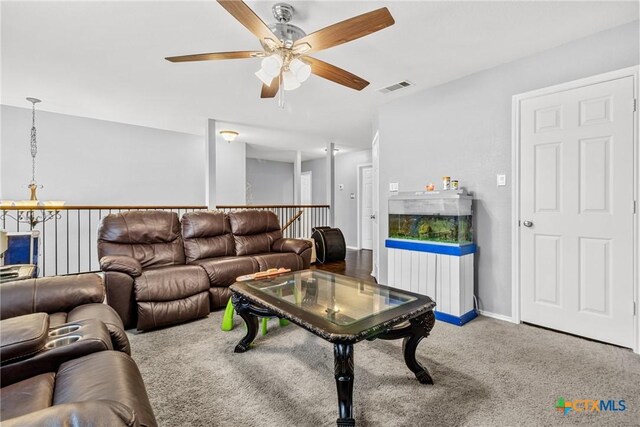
[513,67,638,350]
[301,171,312,205]
[357,163,373,250]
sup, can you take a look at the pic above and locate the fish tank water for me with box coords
[388,191,473,245]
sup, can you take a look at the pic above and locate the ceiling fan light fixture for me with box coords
[282,70,301,91]
[289,58,311,83]
[219,130,239,142]
[261,54,283,78]
[255,69,274,86]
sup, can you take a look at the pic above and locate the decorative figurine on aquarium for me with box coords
[442,176,451,190]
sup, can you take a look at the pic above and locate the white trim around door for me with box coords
[511,65,639,353]
[356,162,373,251]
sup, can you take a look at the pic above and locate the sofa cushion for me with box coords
[208,287,233,310]
[0,373,55,421]
[251,252,305,272]
[53,351,157,427]
[228,210,281,235]
[234,232,283,256]
[137,292,209,331]
[193,256,259,288]
[2,401,139,427]
[134,265,209,303]
[0,274,104,321]
[98,211,185,268]
[182,211,235,263]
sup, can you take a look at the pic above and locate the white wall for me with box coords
[302,157,327,205]
[1,105,205,204]
[335,150,372,248]
[246,158,293,205]
[214,136,246,206]
[377,20,640,318]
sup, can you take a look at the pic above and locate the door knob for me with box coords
[523,220,533,228]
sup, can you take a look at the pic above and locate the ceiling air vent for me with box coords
[377,80,414,94]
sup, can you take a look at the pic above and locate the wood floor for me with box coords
[311,249,376,283]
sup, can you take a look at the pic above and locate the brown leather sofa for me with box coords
[0,273,131,354]
[98,210,311,331]
[183,210,312,309]
[0,275,157,426]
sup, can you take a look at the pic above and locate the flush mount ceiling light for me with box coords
[219,130,239,142]
[165,1,395,108]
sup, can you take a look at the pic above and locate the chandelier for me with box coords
[0,98,65,228]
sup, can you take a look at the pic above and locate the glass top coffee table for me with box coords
[230,270,436,426]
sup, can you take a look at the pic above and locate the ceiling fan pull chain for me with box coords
[278,73,285,109]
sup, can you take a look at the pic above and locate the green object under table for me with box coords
[221,297,288,335]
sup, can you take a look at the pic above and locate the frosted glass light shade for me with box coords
[289,58,311,83]
[219,130,239,142]
[255,69,274,86]
[283,70,301,91]
[261,54,283,78]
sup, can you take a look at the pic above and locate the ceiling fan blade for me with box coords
[217,0,281,46]
[261,76,280,98]
[294,7,394,54]
[305,57,369,91]
[165,51,262,62]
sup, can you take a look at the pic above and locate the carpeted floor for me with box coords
[128,312,640,426]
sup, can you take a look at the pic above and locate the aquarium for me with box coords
[388,191,473,245]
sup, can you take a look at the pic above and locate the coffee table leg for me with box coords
[334,343,355,426]
[232,295,259,353]
[402,311,435,384]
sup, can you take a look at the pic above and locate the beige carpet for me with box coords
[127,312,640,426]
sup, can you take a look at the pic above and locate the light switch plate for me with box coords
[497,174,507,186]
[389,182,399,192]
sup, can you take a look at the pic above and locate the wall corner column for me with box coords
[327,142,335,226]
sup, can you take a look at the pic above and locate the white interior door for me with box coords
[301,171,312,205]
[520,76,635,348]
[360,166,373,250]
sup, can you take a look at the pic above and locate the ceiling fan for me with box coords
[165,1,395,101]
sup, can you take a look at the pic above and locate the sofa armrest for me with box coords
[2,401,139,427]
[0,313,49,364]
[271,238,312,256]
[100,256,143,278]
[0,274,104,320]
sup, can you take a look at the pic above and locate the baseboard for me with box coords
[478,309,517,324]
[346,246,360,250]
[435,310,478,326]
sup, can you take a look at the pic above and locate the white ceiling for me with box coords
[2,1,638,159]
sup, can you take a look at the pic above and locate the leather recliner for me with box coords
[0,350,157,427]
[0,273,131,354]
[0,274,156,426]
[98,211,210,331]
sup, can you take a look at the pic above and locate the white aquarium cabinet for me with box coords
[386,191,476,326]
